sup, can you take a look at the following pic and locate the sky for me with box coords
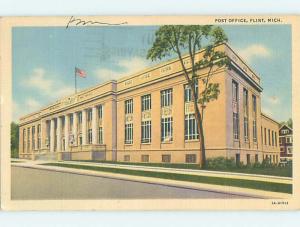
[12,25,291,123]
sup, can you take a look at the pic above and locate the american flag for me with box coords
[75,67,87,78]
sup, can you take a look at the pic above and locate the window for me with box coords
[275,132,277,146]
[255,154,259,163]
[287,137,291,143]
[272,131,274,146]
[186,154,196,163]
[125,123,133,144]
[88,129,92,144]
[161,88,173,107]
[268,129,271,145]
[70,114,73,129]
[232,80,238,102]
[162,154,171,163]
[141,155,149,162]
[232,81,239,140]
[185,114,199,140]
[246,154,251,165]
[141,94,151,111]
[87,109,92,122]
[161,117,173,142]
[98,127,103,144]
[141,121,151,143]
[243,89,249,141]
[78,112,82,124]
[124,155,130,162]
[79,135,82,145]
[125,99,133,114]
[252,95,257,142]
[98,105,103,119]
[264,128,267,145]
[235,153,240,166]
[184,80,198,102]
[233,113,239,140]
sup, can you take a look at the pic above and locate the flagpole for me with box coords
[74,67,77,94]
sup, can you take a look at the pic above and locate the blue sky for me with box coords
[12,25,291,123]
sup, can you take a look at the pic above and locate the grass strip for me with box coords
[42,163,292,194]
[73,160,292,177]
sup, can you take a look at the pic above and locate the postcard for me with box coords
[0,16,299,210]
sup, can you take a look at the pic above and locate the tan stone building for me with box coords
[18,43,280,164]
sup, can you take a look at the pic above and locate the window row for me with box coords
[124,114,198,144]
[124,82,199,115]
[123,154,197,163]
[262,127,278,147]
[232,80,257,142]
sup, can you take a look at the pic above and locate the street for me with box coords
[11,166,252,200]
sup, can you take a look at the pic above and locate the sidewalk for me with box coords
[60,160,292,184]
[11,159,292,199]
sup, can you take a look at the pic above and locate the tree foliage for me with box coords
[11,122,19,158]
[280,118,293,129]
[147,25,229,167]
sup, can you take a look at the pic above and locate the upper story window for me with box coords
[87,109,93,122]
[141,94,151,111]
[161,88,173,107]
[37,124,41,134]
[243,89,249,141]
[98,105,103,119]
[78,112,82,124]
[232,80,238,103]
[70,114,73,127]
[252,95,257,115]
[243,89,248,116]
[125,99,133,114]
[184,81,198,102]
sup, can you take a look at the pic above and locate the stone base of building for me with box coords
[18,148,280,165]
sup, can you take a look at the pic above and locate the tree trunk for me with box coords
[190,81,206,168]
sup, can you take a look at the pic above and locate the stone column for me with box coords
[57,117,62,152]
[65,114,70,151]
[34,124,38,151]
[73,112,78,146]
[50,119,55,152]
[40,120,46,150]
[92,106,98,144]
[82,109,87,145]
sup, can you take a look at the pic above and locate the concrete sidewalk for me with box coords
[11,160,292,199]
[58,160,291,184]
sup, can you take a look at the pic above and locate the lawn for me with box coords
[71,160,292,177]
[42,162,292,194]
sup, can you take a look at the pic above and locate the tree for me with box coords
[147,25,229,168]
[280,118,293,128]
[11,122,19,158]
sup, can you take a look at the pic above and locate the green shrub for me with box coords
[206,157,236,170]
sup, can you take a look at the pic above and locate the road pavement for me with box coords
[11,166,252,200]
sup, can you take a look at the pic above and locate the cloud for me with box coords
[262,94,280,106]
[237,44,271,63]
[94,57,150,81]
[13,98,42,122]
[23,68,53,92]
[25,98,41,110]
[23,67,74,99]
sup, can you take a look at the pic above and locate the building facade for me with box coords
[18,43,280,164]
[279,124,293,162]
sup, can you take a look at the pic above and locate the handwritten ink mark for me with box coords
[66,16,128,29]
